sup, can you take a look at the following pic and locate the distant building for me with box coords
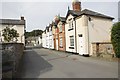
[0,17,26,44]
[42,30,46,48]
[46,26,50,49]
[26,36,42,46]
[42,24,54,49]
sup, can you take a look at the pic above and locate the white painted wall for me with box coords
[76,15,113,55]
[88,16,113,55]
[35,36,42,46]
[65,14,76,53]
[46,30,50,49]
[88,16,113,42]
[49,27,54,49]
[42,32,46,48]
[0,24,25,44]
[76,15,89,55]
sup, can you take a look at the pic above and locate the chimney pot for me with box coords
[21,16,24,20]
[72,0,81,12]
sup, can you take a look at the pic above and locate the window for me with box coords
[68,18,74,31]
[59,24,62,32]
[59,37,63,47]
[79,34,83,37]
[69,21,73,29]
[70,36,74,46]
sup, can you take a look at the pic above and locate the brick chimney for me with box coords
[21,16,24,20]
[72,0,81,12]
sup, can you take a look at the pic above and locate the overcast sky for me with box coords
[0,0,119,32]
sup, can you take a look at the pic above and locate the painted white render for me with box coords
[65,14,76,53]
[76,15,89,55]
[76,15,113,55]
[42,31,46,48]
[49,26,54,49]
[88,16,113,55]
[46,29,50,49]
[35,36,42,46]
[0,24,25,44]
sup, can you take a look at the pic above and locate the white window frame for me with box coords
[70,36,74,46]
[59,23,62,32]
[59,37,63,47]
[68,18,73,29]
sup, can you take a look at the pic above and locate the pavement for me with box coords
[16,47,118,78]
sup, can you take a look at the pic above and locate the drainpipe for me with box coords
[74,17,77,53]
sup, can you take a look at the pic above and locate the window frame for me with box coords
[68,18,74,31]
[59,37,63,48]
[59,23,62,33]
[70,36,74,47]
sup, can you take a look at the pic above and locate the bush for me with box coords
[111,22,120,58]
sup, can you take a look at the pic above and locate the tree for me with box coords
[25,29,43,39]
[111,22,120,58]
[2,27,19,42]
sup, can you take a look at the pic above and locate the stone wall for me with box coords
[1,43,24,78]
[92,42,115,58]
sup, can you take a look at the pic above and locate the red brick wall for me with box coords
[54,28,59,50]
[72,2,81,12]
[58,24,66,51]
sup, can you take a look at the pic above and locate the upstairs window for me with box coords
[59,23,62,33]
[69,21,73,29]
[68,18,74,31]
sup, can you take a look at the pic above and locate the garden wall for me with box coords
[1,43,24,78]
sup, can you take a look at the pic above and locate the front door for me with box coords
[79,34,84,55]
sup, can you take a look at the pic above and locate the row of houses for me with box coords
[43,0,115,56]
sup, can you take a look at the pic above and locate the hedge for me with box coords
[111,22,120,58]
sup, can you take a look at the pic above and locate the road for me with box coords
[16,47,118,78]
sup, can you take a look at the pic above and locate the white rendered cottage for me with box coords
[0,17,26,44]
[75,9,114,56]
[65,0,114,56]
[65,0,82,53]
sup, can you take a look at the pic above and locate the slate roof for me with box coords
[53,21,58,26]
[66,10,80,19]
[66,9,114,20]
[0,19,25,25]
[81,9,114,19]
[59,17,66,22]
